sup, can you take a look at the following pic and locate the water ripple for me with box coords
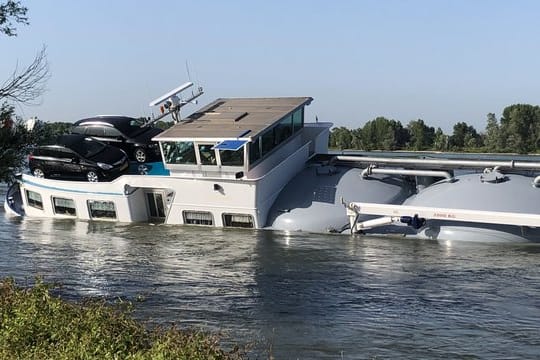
[1,186,540,358]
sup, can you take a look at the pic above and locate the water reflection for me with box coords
[2,208,540,358]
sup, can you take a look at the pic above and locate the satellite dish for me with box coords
[149,82,194,107]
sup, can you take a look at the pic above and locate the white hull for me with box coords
[16,162,302,228]
[7,93,540,242]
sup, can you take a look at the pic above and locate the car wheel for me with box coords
[134,148,147,163]
[86,171,99,182]
[33,168,45,178]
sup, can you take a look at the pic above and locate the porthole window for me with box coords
[183,211,213,226]
[223,213,254,228]
[52,197,76,216]
[25,190,43,210]
[87,200,116,219]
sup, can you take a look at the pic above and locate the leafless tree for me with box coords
[0,45,50,105]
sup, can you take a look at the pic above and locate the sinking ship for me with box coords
[5,83,540,242]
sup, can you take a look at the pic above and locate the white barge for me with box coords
[6,89,410,232]
[4,85,540,242]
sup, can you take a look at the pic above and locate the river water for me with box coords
[1,185,540,359]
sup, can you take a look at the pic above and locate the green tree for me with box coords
[361,117,408,150]
[350,128,363,149]
[499,104,540,153]
[406,119,435,150]
[0,0,27,36]
[35,121,72,144]
[1,1,50,182]
[449,122,481,150]
[483,113,501,152]
[432,127,449,151]
[0,104,38,182]
[329,126,353,150]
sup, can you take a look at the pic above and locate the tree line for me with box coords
[3,1,540,186]
[0,1,49,183]
[329,104,540,154]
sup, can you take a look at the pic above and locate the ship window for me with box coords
[25,190,43,210]
[162,141,196,164]
[198,144,217,165]
[275,114,293,144]
[223,213,254,228]
[183,211,213,226]
[52,197,76,216]
[219,147,244,166]
[87,200,117,219]
[146,192,165,218]
[261,129,275,156]
[249,137,261,165]
[292,107,304,133]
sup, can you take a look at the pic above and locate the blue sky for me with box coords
[1,0,540,133]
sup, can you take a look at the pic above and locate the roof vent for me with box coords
[480,170,508,184]
[200,111,248,122]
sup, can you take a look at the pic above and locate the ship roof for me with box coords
[154,97,312,141]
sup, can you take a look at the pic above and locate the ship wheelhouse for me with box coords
[153,97,313,180]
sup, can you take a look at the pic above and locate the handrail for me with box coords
[361,165,453,180]
[345,201,540,231]
[334,155,540,171]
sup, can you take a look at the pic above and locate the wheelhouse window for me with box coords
[25,190,43,210]
[52,197,76,216]
[162,141,196,164]
[223,213,254,228]
[247,106,306,167]
[275,114,293,145]
[183,211,213,226]
[292,107,304,133]
[87,200,116,219]
[249,138,261,165]
[261,129,275,157]
[198,144,217,165]
[219,147,244,166]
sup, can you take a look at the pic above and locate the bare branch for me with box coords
[0,45,50,105]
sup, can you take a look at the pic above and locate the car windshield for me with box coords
[70,138,106,158]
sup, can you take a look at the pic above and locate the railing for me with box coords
[334,155,540,171]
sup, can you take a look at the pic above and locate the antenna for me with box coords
[147,81,204,124]
[148,82,194,107]
[185,60,192,82]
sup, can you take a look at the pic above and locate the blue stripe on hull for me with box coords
[22,178,124,196]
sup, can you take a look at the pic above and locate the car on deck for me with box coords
[29,134,129,182]
[71,116,162,163]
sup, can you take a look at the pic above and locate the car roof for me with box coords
[55,134,92,147]
[73,115,137,128]
[73,116,142,133]
[74,115,137,126]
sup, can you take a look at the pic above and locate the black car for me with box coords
[71,116,162,163]
[29,134,129,182]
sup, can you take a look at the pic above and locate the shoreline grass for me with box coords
[0,277,246,359]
